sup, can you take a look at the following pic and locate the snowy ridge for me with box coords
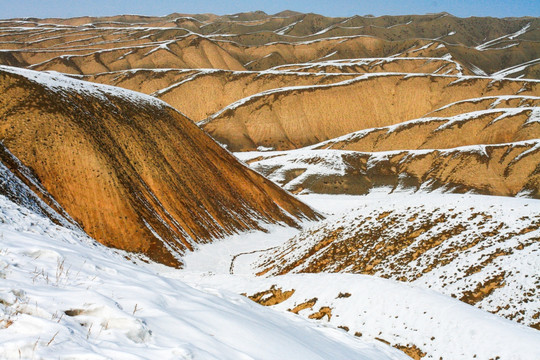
[269,56,464,75]
[425,94,540,114]
[235,139,540,197]
[313,106,540,149]
[200,71,535,126]
[475,23,531,51]
[492,57,540,78]
[0,65,168,109]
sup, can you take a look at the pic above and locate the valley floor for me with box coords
[0,195,406,360]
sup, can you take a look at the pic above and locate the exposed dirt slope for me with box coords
[0,13,538,77]
[317,106,540,152]
[79,55,469,122]
[0,66,320,267]
[203,75,539,151]
[238,140,540,198]
[82,69,355,121]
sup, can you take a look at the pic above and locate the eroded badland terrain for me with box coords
[0,10,539,359]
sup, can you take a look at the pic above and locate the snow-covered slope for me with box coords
[173,192,540,359]
[252,193,540,328]
[0,195,404,360]
[184,272,540,360]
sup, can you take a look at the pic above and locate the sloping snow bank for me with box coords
[180,273,540,360]
[0,195,405,360]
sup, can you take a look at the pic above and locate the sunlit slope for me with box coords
[0,66,319,267]
[203,75,539,151]
[317,105,540,152]
[0,13,537,77]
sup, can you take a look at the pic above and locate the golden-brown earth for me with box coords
[1,10,539,359]
[1,12,538,76]
[0,66,320,267]
[202,75,539,151]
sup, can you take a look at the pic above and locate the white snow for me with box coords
[426,95,540,114]
[271,56,463,75]
[469,63,487,76]
[235,139,540,196]
[476,23,530,51]
[0,195,405,360]
[274,19,303,35]
[175,191,540,360]
[492,57,540,78]
[185,272,540,360]
[0,65,167,108]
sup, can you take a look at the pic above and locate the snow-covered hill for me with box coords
[174,192,540,359]
[236,139,540,198]
[184,272,540,360]
[0,195,405,360]
[170,191,540,360]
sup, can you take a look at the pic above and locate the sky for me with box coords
[1,0,539,19]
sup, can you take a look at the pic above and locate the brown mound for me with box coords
[0,66,320,267]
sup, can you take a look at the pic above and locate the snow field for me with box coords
[0,195,405,360]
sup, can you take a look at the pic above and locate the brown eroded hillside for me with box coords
[317,105,540,152]
[0,65,320,267]
[0,13,538,78]
[238,140,540,198]
[202,74,539,151]
[82,69,355,121]
[76,55,467,122]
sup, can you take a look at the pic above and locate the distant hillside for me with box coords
[0,12,538,77]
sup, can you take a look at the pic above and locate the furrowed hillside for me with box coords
[0,65,320,267]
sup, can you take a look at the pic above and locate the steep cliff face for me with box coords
[0,66,320,267]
